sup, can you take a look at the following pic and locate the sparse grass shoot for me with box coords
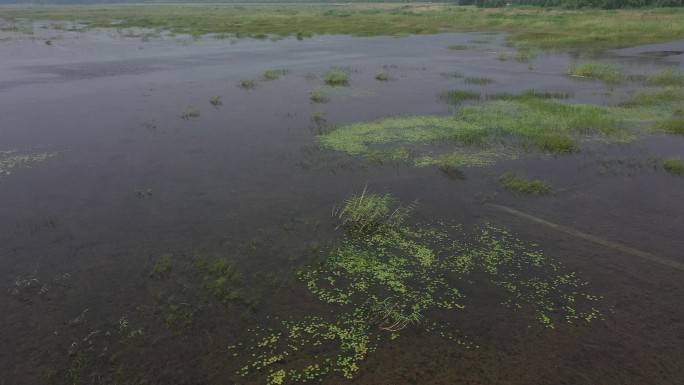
[440,71,464,79]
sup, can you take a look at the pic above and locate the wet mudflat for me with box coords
[1,25,683,385]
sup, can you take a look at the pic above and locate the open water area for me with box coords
[1,23,683,384]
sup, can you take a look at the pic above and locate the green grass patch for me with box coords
[500,173,551,195]
[309,90,329,103]
[486,90,574,101]
[324,71,350,86]
[562,62,623,83]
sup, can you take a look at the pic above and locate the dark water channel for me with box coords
[1,30,683,384]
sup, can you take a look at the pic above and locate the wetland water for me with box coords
[1,27,683,384]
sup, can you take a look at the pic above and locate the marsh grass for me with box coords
[439,90,481,104]
[464,76,495,85]
[486,90,574,101]
[500,173,551,195]
[438,164,465,180]
[563,62,623,83]
[238,79,256,89]
[180,107,200,120]
[448,45,468,50]
[324,71,350,86]
[662,157,684,175]
[310,90,329,103]
[262,69,290,81]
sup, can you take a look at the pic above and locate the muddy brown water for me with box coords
[1,29,683,384]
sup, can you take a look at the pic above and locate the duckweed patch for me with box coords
[500,173,551,195]
[0,149,58,177]
[238,192,603,384]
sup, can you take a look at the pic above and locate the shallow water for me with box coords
[1,28,683,384]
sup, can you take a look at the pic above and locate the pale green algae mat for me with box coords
[318,88,683,168]
[233,192,602,384]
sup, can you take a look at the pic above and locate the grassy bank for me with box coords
[2,3,684,49]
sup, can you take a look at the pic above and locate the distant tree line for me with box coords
[0,0,681,8]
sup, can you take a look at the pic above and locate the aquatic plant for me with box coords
[238,79,256,89]
[562,62,623,83]
[309,90,328,103]
[440,71,464,79]
[486,90,574,101]
[448,44,468,50]
[324,71,350,86]
[500,173,551,195]
[662,157,684,175]
[262,69,290,81]
[374,72,390,81]
[464,76,495,85]
[180,107,200,120]
[209,95,222,106]
[438,90,481,104]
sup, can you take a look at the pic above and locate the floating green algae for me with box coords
[236,191,603,384]
[319,92,684,168]
[0,149,58,177]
